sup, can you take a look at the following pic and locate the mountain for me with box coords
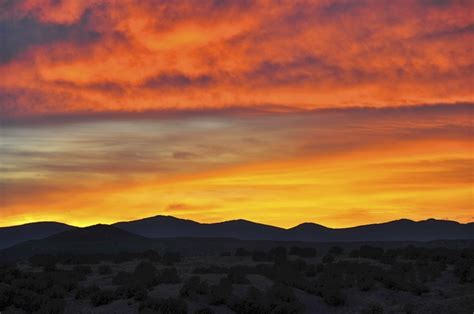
[0,224,155,260]
[286,219,474,242]
[1,216,472,255]
[113,215,285,240]
[0,222,75,249]
[114,216,473,242]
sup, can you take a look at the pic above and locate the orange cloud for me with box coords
[1,0,473,118]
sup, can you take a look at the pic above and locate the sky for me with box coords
[0,0,473,228]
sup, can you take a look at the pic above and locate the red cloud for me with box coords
[1,0,473,118]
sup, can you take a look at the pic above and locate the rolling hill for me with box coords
[113,215,284,240]
[0,222,75,249]
[0,224,156,260]
[0,216,472,253]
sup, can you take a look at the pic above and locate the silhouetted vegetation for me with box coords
[1,244,473,313]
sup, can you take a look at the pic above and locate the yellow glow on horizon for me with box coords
[2,137,472,229]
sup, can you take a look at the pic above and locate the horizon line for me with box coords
[1,214,472,231]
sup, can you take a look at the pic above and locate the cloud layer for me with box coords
[1,0,473,118]
[1,104,472,227]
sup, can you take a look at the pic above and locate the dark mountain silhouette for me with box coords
[0,222,75,249]
[114,215,473,242]
[113,215,284,240]
[286,218,474,242]
[0,216,472,253]
[0,224,156,260]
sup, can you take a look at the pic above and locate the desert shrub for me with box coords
[162,251,182,265]
[410,282,429,295]
[269,247,288,262]
[322,254,335,264]
[209,277,233,305]
[37,298,65,314]
[357,276,376,291]
[43,264,57,272]
[193,265,228,274]
[140,297,187,314]
[227,268,250,284]
[360,302,384,314]
[271,260,309,290]
[10,289,47,312]
[115,283,148,301]
[75,285,100,299]
[329,247,344,255]
[156,267,181,284]
[305,264,317,277]
[91,289,115,306]
[320,288,346,306]
[113,271,133,285]
[357,246,385,260]
[266,283,305,313]
[29,254,58,267]
[220,251,231,257]
[195,307,215,314]
[235,248,251,257]
[403,303,416,314]
[134,261,157,286]
[180,276,208,297]
[98,264,112,275]
[252,250,271,262]
[46,284,66,298]
[0,285,12,310]
[73,265,93,276]
[290,246,317,258]
[142,249,161,262]
[230,286,267,314]
[453,259,474,283]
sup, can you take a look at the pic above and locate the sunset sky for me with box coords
[1,0,473,228]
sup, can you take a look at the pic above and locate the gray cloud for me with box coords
[0,12,100,63]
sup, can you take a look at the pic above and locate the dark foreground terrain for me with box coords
[1,241,473,314]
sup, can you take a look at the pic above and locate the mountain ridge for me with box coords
[0,215,472,250]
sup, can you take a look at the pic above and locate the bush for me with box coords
[163,252,182,265]
[142,249,161,262]
[98,265,112,275]
[227,268,250,284]
[270,247,288,262]
[73,265,93,276]
[113,271,133,285]
[329,247,344,255]
[209,278,233,305]
[454,259,474,283]
[75,285,100,299]
[290,247,317,258]
[180,276,208,297]
[266,283,305,313]
[91,289,115,306]
[134,261,157,286]
[230,286,267,314]
[321,288,346,306]
[195,307,215,314]
[360,302,384,314]
[322,254,335,264]
[358,276,375,291]
[114,283,148,301]
[29,254,57,267]
[0,285,12,310]
[37,298,65,314]
[140,297,187,313]
[235,248,251,257]
[156,267,181,284]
